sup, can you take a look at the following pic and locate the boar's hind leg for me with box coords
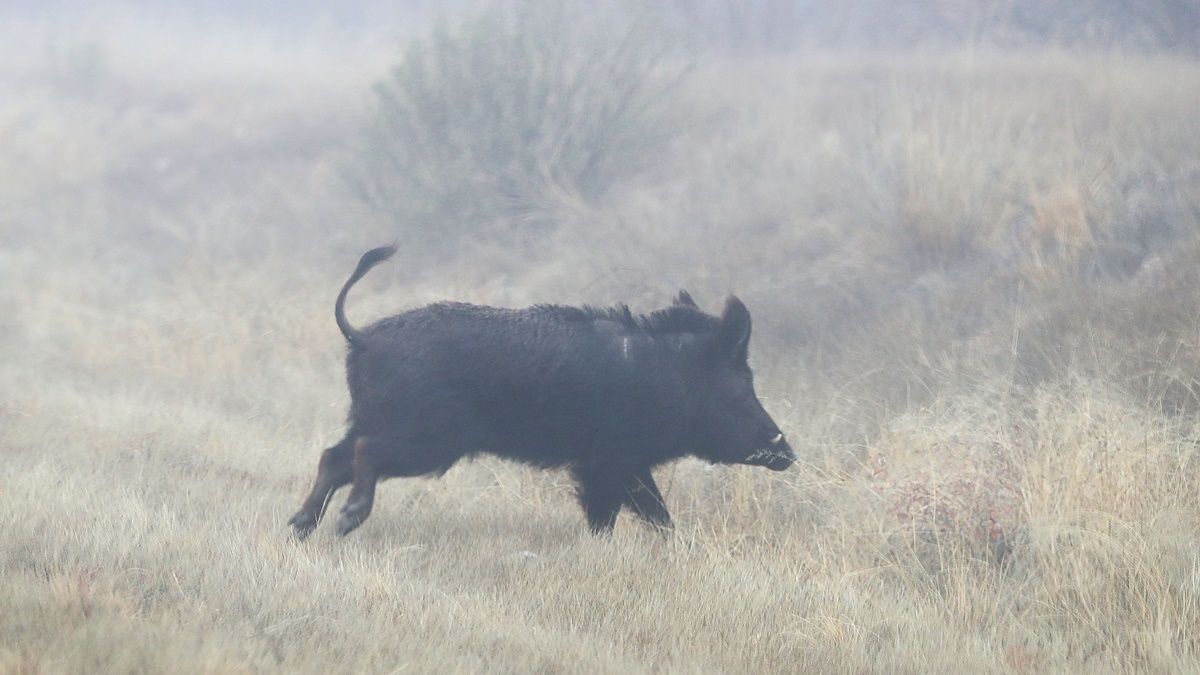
[574,470,623,534]
[623,469,672,532]
[289,436,354,539]
[334,436,387,537]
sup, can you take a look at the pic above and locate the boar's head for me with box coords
[688,296,795,471]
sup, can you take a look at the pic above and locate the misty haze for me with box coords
[4,1,1200,672]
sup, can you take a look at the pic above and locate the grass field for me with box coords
[4,6,1200,672]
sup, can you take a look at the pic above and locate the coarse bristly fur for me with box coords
[289,248,795,538]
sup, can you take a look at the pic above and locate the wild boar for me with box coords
[289,245,794,538]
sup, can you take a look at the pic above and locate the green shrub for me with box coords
[354,0,688,254]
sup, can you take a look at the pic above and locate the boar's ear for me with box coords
[716,296,752,363]
[674,289,698,308]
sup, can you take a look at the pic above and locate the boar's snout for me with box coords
[742,433,796,471]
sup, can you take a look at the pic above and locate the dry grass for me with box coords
[4,13,1200,673]
[6,258,1200,672]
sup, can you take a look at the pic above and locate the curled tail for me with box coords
[335,244,397,344]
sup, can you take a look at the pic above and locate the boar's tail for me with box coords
[335,244,397,344]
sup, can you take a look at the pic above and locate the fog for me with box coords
[4,1,1200,671]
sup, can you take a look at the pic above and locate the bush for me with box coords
[354,0,688,256]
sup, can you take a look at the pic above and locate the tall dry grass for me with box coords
[4,9,1200,672]
[6,256,1200,672]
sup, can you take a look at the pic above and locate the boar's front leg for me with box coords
[573,469,624,534]
[623,469,672,532]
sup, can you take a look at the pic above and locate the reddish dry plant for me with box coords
[872,440,1024,565]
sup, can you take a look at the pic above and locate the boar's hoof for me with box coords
[334,513,360,537]
[335,503,369,537]
[288,511,318,540]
